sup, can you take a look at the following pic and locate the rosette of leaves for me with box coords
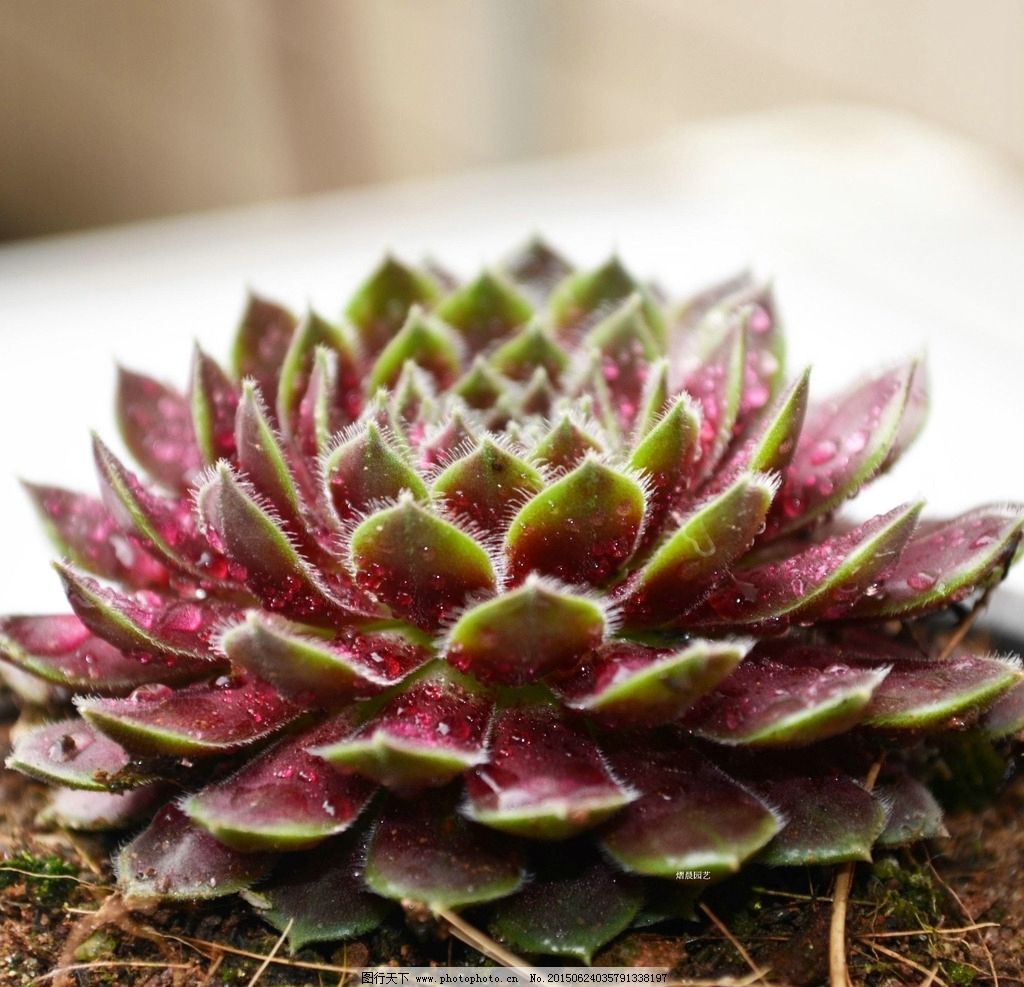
[3,240,1023,961]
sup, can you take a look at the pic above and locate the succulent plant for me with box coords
[3,240,1024,961]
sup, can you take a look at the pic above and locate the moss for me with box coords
[0,851,79,908]
[946,962,978,986]
[866,855,943,929]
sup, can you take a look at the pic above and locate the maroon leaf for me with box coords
[311,666,492,789]
[231,292,298,417]
[116,367,202,490]
[501,237,574,303]
[505,458,646,586]
[617,473,777,627]
[680,321,746,483]
[23,482,168,588]
[350,495,496,630]
[981,680,1024,738]
[184,719,375,851]
[754,772,886,865]
[531,414,605,472]
[93,436,233,585]
[433,438,544,535]
[117,804,273,899]
[848,506,1024,620]
[464,704,635,839]
[445,577,606,685]
[864,653,1021,730]
[0,614,221,695]
[601,748,779,877]
[765,361,917,537]
[294,346,346,458]
[321,422,428,525]
[552,639,745,729]
[691,502,922,630]
[220,611,429,703]
[364,792,524,908]
[56,563,236,660]
[685,652,888,746]
[78,676,301,757]
[876,775,948,846]
[46,784,165,831]
[277,310,361,436]
[584,295,661,432]
[196,464,365,624]
[345,256,441,355]
[189,345,240,465]
[6,719,145,791]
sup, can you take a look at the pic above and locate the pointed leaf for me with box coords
[601,749,779,878]
[453,356,508,410]
[221,611,429,703]
[235,381,307,529]
[531,414,604,472]
[882,357,928,471]
[0,614,221,695]
[351,496,495,629]
[489,320,570,383]
[45,784,165,831]
[116,367,202,490]
[184,719,375,851]
[190,346,240,464]
[464,704,634,839]
[322,422,428,526]
[693,502,923,630]
[346,256,441,354]
[56,563,235,660]
[24,482,168,588]
[231,292,298,414]
[501,237,574,303]
[686,655,889,747]
[703,368,810,497]
[294,346,345,457]
[248,831,394,950]
[116,805,273,900]
[78,676,300,757]
[435,270,533,354]
[369,306,461,392]
[865,653,1022,729]
[446,577,605,685]
[627,394,701,545]
[981,680,1024,738]
[736,284,786,420]
[433,437,545,534]
[618,473,777,627]
[681,322,746,482]
[365,792,524,908]
[672,269,754,334]
[519,367,557,417]
[6,720,146,791]
[585,295,661,431]
[196,464,359,624]
[92,436,230,584]
[875,775,948,846]
[277,310,361,436]
[505,457,645,586]
[632,358,670,440]
[490,858,642,962]
[419,406,479,469]
[755,773,886,865]
[766,361,916,536]
[848,506,1024,620]
[553,639,745,729]
[550,257,665,345]
[312,666,492,789]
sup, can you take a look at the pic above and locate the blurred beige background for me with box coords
[2,0,1023,240]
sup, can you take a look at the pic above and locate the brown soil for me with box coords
[2,718,1023,987]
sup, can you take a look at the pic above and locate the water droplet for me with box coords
[907,571,937,591]
[809,439,838,466]
[128,683,173,703]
